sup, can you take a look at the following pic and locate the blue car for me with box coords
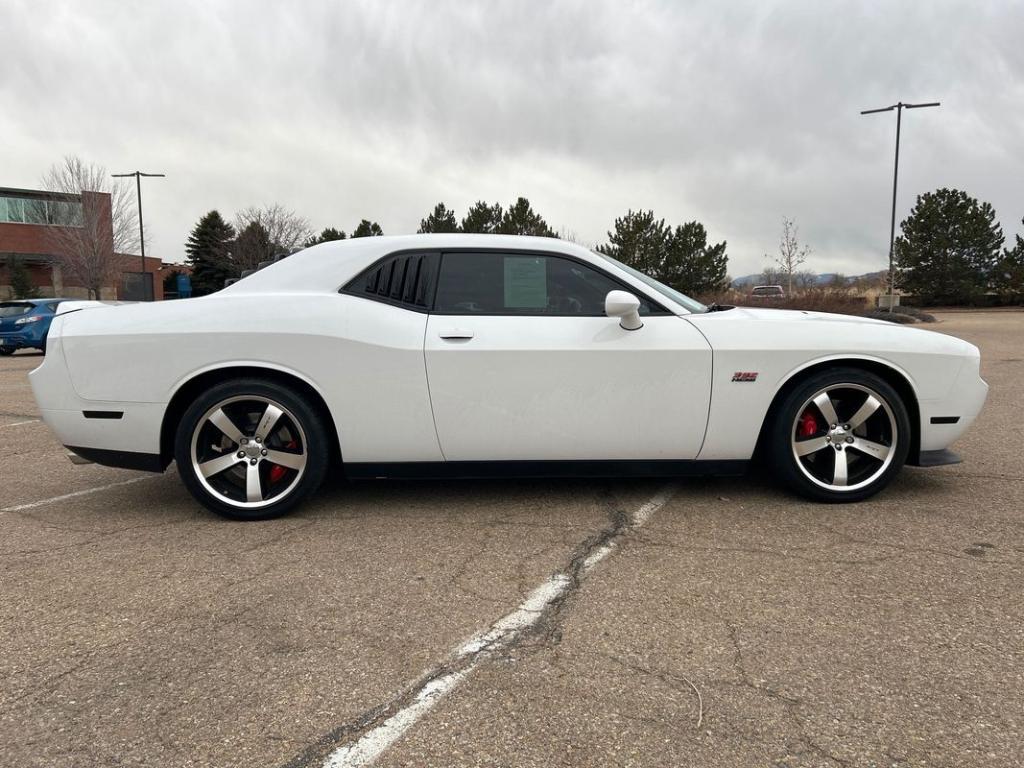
[0,298,72,356]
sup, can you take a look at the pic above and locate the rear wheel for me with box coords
[769,368,910,502]
[174,379,329,520]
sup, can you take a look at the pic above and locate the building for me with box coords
[0,185,186,301]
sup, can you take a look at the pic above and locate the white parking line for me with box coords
[0,476,152,513]
[0,418,40,429]
[321,484,678,768]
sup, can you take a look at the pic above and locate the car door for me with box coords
[423,250,713,462]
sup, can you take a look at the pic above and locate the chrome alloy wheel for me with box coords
[790,383,898,492]
[189,395,308,510]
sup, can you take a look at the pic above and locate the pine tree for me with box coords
[185,210,235,295]
[351,219,384,238]
[895,188,1003,304]
[662,222,728,295]
[596,209,670,277]
[460,201,503,233]
[303,227,347,248]
[9,256,39,299]
[418,203,460,233]
[232,221,274,272]
[992,217,1024,302]
[497,197,555,236]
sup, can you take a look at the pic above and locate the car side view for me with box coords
[0,297,70,355]
[28,235,987,520]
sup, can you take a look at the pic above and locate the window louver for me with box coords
[343,251,438,311]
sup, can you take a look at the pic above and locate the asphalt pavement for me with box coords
[1,311,1021,767]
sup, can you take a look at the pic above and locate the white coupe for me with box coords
[29,235,988,520]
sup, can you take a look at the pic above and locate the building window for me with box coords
[48,200,83,226]
[25,199,48,224]
[0,195,83,226]
[2,197,24,223]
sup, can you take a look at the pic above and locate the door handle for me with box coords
[439,328,475,340]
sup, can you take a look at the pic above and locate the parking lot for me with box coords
[1,310,1021,768]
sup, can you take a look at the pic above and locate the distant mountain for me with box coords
[730,271,886,288]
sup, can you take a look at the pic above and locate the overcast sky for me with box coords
[3,0,1022,278]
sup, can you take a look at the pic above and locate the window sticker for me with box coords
[503,257,547,308]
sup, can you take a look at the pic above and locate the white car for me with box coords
[29,235,987,520]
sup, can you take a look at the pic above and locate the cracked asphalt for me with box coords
[1,310,1021,767]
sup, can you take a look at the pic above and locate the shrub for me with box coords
[890,305,936,323]
[863,309,918,324]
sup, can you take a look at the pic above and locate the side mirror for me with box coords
[605,290,643,331]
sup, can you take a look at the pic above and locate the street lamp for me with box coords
[112,171,165,300]
[860,101,939,311]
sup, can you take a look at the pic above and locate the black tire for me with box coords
[174,378,329,520]
[0,346,14,356]
[768,367,911,503]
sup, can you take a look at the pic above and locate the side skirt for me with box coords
[343,459,749,481]
[66,446,168,473]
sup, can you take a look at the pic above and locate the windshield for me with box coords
[592,252,707,313]
[0,302,34,318]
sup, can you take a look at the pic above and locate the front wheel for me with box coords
[0,346,15,356]
[769,368,911,502]
[174,379,329,520]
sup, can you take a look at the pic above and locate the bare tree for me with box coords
[40,156,139,299]
[766,217,811,294]
[234,204,312,265]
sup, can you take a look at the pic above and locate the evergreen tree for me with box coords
[460,201,503,233]
[303,227,347,248]
[185,210,235,295]
[497,197,555,236]
[895,188,1003,304]
[418,202,460,233]
[232,221,274,272]
[9,256,39,299]
[992,218,1024,302]
[596,209,670,277]
[662,222,728,295]
[352,219,384,238]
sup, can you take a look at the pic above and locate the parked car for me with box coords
[30,235,987,520]
[750,285,785,300]
[0,298,72,355]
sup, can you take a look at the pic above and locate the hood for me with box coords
[725,306,892,326]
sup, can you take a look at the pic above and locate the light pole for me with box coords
[860,101,939,311]
[112,171,165,300]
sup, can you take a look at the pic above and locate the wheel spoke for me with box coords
[255,404,284,441]
[265,449,304,470]
[848,395,881,430]
[246,463,264,502]
[795,436,831,456]
[813,392,840,427]
[851,437,890,462]
[832,449,849,486]
[208,408,244,444]
[199,452,242,478]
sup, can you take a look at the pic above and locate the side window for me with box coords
[434,252,663,316]
[342,252,439,310]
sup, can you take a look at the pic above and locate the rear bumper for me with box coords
[0,331,42,350]
[29,331,166,459]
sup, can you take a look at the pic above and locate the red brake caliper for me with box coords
[797,408,819,438]
[268,439,298,484]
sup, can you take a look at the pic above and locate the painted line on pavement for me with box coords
[319,483,678,768]
[1,476,152,513]
[0,418,40,429]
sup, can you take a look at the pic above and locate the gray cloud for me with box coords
[3,0,1022,278]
